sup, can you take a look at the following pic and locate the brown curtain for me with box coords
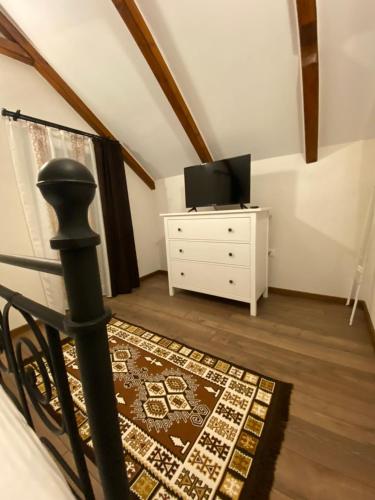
[93,139,139,295]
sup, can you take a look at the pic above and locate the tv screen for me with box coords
[184,154,251,208]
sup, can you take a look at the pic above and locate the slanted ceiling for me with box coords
[1,0,375,180]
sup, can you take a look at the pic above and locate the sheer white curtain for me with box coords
[6,120,112,313]
[46,128,112,298]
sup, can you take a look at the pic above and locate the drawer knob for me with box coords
[228,228,233,232]
[181,272,185,276]
[178,227,182,232]
[229,279,234,284]
[179,249,183,253]
[228,252,233,257]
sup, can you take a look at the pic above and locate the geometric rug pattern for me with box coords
[38,318,292,499]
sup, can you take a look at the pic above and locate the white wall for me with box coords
[362,233,375,326]
[125,165,161,277]
[156,139,375,300]
[359,140,375,326]
[0,57,159,328]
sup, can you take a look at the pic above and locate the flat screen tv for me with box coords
[184,154,251,209]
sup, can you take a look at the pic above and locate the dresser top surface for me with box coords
[160,207,271,217]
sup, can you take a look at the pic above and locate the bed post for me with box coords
[37,158,129,500]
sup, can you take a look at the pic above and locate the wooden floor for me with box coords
[107,273,375,500]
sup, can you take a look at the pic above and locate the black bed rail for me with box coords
[0,158,129,499]
[0,254,63,275]
[0,284,65,331]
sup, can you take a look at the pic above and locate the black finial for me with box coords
[37,158,100,250]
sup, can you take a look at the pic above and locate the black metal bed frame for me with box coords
[0,158,129,499]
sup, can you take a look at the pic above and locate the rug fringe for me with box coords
[246,382,293,500]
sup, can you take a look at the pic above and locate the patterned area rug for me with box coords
[44,318,292,499]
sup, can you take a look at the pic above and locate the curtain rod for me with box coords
[1,108,115,142]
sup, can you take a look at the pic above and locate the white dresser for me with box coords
[160,208,270,316]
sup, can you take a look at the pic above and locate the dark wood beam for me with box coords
[296,0,319,163]
[112,0,213,163]
[0,10,155,189]
[0,37,33,65]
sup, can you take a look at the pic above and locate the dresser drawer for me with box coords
[170,261,250,300]
[167,217,250,242]
[169,240,250,267]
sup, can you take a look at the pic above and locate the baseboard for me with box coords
[268,286,360,306]
[140,269,167,282]
[268,286,370,311]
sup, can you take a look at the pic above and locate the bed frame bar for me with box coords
[0,158,129,499]
[0,283,65,331]
[0,254,63,275]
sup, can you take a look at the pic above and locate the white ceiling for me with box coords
[1,0,375,179]
[318,0,375,146]
[0,0,200,179]
[138,0,303,162]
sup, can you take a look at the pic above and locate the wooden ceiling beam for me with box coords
[112,0,213,163]
[295,0,319,163]
[0,9,155,189]
[0,37,33,65]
